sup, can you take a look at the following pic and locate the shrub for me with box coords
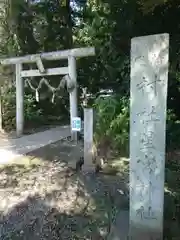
[166,109,180,151]
[2,86,43,131]
[93,95,129,156]
[93,93,180,156]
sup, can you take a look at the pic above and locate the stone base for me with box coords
[129,227,163,240]
[82,162,95,173]
[107,210,129,240]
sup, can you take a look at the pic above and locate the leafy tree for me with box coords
[138,0,174,13]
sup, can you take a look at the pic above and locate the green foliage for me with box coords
[138,0,173,14]
[93,95,129,154]
[110,99,129,153]
[93,96,180,155]
[0,0,180,238]
[75,0,130,94]
[1,85,69,131]
[2,87,16,130]
[0,0,180,151]
[2,86,43,131]
[166,109,180,151]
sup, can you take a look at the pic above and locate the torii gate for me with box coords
[0,47,95,138]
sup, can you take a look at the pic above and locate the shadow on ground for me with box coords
[1,139,180,239]
[0,139,129,239]
[0,191,105,240]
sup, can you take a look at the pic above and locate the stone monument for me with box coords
[129,33,169,239]
[83,108,94,171]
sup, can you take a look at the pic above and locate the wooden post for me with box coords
[129,33,169,239]
[84,108,94,171]
[68,55,78,141]
[16,63,24,137]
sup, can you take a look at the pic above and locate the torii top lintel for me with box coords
[0,47,95,65]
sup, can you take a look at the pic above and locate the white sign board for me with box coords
[72,117,81,131]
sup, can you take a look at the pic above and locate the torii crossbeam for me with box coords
[0,47,95,138]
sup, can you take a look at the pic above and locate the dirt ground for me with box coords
[0,139,129,240]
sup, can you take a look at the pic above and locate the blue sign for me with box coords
[72,117,81,131]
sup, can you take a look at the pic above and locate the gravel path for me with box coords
[0,140,128,239]
[0,126,70,165]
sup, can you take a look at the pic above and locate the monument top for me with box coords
[131,33,169,41]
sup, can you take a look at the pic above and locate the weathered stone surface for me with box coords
[130,33,169,239]
[107,210,129,240]
[83,108,94,171]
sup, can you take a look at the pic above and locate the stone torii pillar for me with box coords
[0,47,95,138]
